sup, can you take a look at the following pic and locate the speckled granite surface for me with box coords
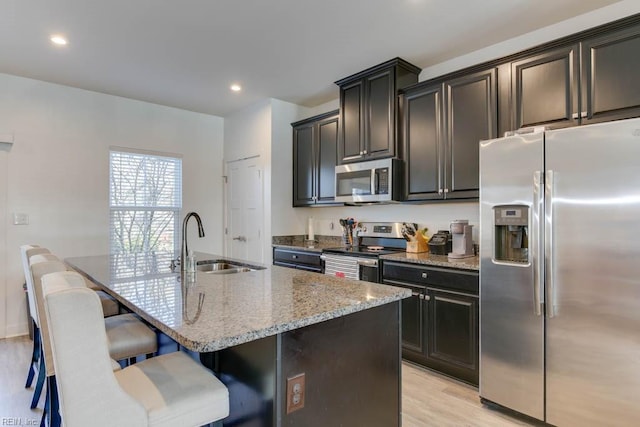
[380,252,479,271]
[272,235,343,252]
[66,252,410,353]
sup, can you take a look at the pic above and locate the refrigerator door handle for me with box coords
[532,171,544,316]
[545,170,556,318]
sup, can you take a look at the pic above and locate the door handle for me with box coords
[233,236,246,242]
[356,259,378,267]
[545,170,556,318]
[532,171,543,316]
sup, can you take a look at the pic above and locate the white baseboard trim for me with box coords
[5,322,28,338]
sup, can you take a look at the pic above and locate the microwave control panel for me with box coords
[375,168,389,194]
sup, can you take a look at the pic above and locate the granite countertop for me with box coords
[380,252,480,271]
[66,252,410,353]
[272,235,343,253]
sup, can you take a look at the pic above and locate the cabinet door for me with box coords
[316,115,339,204]
[292,124,315,206]
[426,288,479,385]
[444,69,497,199]
[581,24,640,125]
[366,69,395,159]
[511,44,579,130]
[383,280,426,356]
[401,84,444,201]
[339,80,364,163]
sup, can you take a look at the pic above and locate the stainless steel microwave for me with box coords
[335,158,402,203]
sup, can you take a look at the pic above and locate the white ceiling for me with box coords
[0,0,621,117]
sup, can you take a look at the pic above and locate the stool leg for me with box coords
[30,354,46,408]
[47,376,61,427]
[25,325,41,388]
[146,353,154,359]
[39,379,49,427]
[128,356,136,365]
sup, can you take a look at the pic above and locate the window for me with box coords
[109,148,182,256]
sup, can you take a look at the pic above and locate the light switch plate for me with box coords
[13,212,29,225]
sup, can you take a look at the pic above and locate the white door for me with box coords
[225,157,263,263]
[0,149,8,338]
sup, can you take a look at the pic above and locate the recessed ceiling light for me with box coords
[230,84,242,92]
[50,35,68,45]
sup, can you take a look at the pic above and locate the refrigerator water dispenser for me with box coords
[493,205,528,263]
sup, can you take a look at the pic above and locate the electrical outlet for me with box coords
[286,373,305,414]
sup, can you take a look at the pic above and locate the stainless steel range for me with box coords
[321,222,406,283]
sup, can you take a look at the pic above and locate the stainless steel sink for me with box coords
[196,260,264,274]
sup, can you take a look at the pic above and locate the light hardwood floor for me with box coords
[1,335,534,426]
[402,362,535,426]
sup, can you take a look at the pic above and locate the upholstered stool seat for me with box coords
[105,313,157,361]
[95,290,119,317]
[42,272,229,427]
[116,351,229,427]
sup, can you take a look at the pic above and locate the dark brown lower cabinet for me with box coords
[383,261,479,385]
[425,288,478,385]
[273,248,323,273]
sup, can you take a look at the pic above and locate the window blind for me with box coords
[109,150,182,255]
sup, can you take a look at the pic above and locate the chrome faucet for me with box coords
[180,212,205,272]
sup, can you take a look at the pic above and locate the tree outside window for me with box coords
[109,149,182,257]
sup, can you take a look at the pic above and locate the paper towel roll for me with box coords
[308,217,315,240]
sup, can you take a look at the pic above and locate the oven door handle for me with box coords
[356,259,378,267]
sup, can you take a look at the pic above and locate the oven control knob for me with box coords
[421,272,428,279]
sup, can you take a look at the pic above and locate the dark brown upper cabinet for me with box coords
[580,23,640,125]
[292,110,340,207]
[336,58,421,164]
[401,68,497,201]
[511,44,580,130]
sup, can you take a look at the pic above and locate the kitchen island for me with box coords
[67,252,410,427]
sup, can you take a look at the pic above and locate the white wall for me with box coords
[223,98,314,264]
[270,99,310,239]
[0,147,8,337]
[0,73,224,338]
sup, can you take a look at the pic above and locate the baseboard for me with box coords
[5,322,28,338]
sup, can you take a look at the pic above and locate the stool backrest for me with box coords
[42,272,146,427]
[31,260,75,377]
[20,245,50,326]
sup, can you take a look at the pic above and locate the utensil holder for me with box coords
[406,233,428,253]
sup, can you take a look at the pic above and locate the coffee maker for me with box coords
[448,220,474,259]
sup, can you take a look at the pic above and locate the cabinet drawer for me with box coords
[382,261,478,295]
[273,248,322,268]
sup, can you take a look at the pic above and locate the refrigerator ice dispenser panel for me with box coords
[494,205,529,263]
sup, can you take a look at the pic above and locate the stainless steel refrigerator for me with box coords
[479,117,640,426]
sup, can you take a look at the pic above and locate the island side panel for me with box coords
[280,302,401,427]
[202,336,279,426]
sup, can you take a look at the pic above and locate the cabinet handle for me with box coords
[359,151,364,155]
[363,150,367,154]
[413,292,422,298]
[444,188,449,194]
[438,189,443,195]
[292,255,298,259]
[424,295,431,301]
[572,112,579,119]
[421,272,428,279]
[580,111,587,118]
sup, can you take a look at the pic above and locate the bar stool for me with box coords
[31,259,158,425]
[19,244,49,407]
[42,271,229,427]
